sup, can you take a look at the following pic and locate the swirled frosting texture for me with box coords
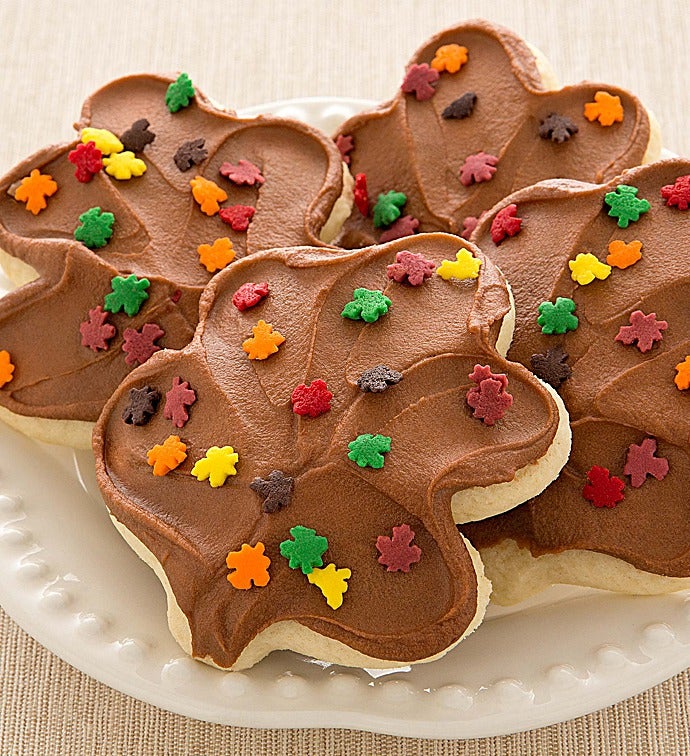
[463,160,690,578]
[0,74,344,422]
[94,234,562,668]
[334,19,652,248]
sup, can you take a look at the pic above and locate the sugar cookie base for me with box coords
[109,512,491,671]
[319,164,354,243]
[479,538,690,606]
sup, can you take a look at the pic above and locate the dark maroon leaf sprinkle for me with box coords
[442,92,477,119]
[121,323,164,366]
[530,347,572,389]
[120,118,156,153]
[356,365,403,393]
[250,470,294,513]
[173,138,207,171]
[164,376,197,429]
[122,385,161,425]
[539,113,578,143]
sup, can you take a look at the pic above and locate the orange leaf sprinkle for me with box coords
[430,43,469,73]
[0,350,15,387]
[146,435,187,476]
[197,237,235,272]
[14,169,58,215]
[226,542,271,589]
[190,175,227,216]
[675,357,690,391]
[606,239,642,269]
[583,91,624,127]
[242,320,285,360]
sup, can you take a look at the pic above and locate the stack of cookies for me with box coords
[0,20,686,672]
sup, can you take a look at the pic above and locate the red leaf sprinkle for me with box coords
[291,379,332,418]
[661,174,690,210]
[164,376,197,428]
[401,64,440,101]
[219,159,265,186]
[468,364,509,391]
[615,310,668,353]
[582,465,625,508]
[335,135,354,165]
[490,204,522,244]
[379,215,419,243]
[386,249,435,286]
[121,323,164,366]
[354,172,369,216]
[624,438,669,488]
[219,204,256,231]
[68,141,103,183]
[459,152,499,186]
[376,524,422,572]
[79,305,116,351]
[466,377,513,425]
[232,281,269,311]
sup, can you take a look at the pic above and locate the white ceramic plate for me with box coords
[0,98,688,740]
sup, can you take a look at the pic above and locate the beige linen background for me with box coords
[0,0,688,753]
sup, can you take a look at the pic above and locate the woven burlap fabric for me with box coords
[1,1,688,753]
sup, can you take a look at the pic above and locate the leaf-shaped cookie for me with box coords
[0,74,349,447]
[93,233,570,670]
[334,19,659,248]
[462,159,690,603]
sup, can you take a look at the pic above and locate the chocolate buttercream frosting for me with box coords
[462,160,690,578]
[0,73,345,424]
[334,19,653,249]
[94,233,563,668]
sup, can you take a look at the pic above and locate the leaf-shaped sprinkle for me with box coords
[219,159,265,186]
[166,73,195,113]
[164,376,197,429]
[341,288,392,323]
[120,118,156,153]
[146,435,187,476]
[583,91,624,127]
[14,169,58,215]
[122,323,164,366]
[459,152,498,186]
[191,446,239,487]
[568,253,611,285]
[356,365,403,393]
[615,310,668,353]
[661,175,690,210]
[242,320,285,360]
[582,465,625,508]
[74,206,114,248]
[386,250,435,286]
[190,175,227,216]
[279,525,328,575]
[490,204,522,244]
[291,379,333,417]
[197,237,235,273]
[430,44,468,73]
[530,348,572,389]
[347,434,391,468]
[68,142,103,183]
[539,113,578,143]
[372,191,407,228]
[174,138,208,171]
[122,385,161,426]
[537,297,578,334]
[307,564,351,609]
[604,185,650,228]
[436,248,482,280]
[442,92,477,120]
[376,524,422,572]
[226,543,271,589]
[102,151,147,180]
[0,350,15,388]
[104,274,150,316]
[401,63,440,101]
[624,438,669,488]
[79,305,116,351]
[250,470,294,514]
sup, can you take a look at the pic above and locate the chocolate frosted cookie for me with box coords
[462,160,690,603]
[94,233,569,670]
[0,73,351,447]
[334,19,659,248]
